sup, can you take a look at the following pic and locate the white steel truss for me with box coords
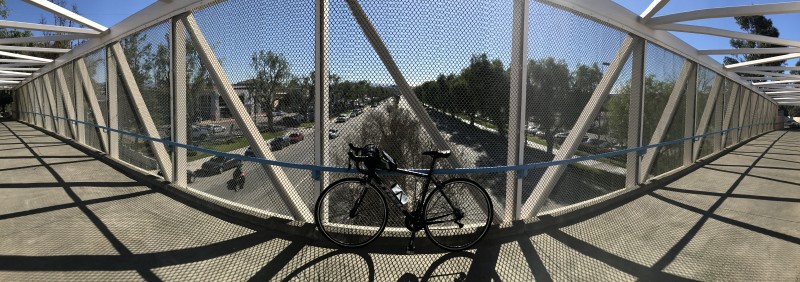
[647,2,800,26]
[181,13,313,222]
[11,0,785,224]
[653,24,800,49]
[522,35,637,218]
[0,20,100,35]
[22,0,108,32]
[111,43,174,181]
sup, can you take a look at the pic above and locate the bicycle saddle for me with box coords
[422,150,451,158]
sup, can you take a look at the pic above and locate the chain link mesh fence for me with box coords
[696,66,717,159]
[81,54,103,152]
[11,0,782,228]
[86,47,109,151]
[523,1,630,214]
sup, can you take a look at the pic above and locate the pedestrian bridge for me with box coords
[3,0,800,280]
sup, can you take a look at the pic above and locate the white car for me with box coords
[206,124,226,134]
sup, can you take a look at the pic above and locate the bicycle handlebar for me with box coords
[347,143,371,174]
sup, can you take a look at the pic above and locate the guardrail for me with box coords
[22,111,778,178]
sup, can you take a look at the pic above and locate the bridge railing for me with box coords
[13,0,781,224]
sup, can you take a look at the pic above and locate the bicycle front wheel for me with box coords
[424,178,493,251]
[314,178,388,248]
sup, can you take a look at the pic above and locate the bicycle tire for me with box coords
[423,178,493,251]
[315,178,388,248]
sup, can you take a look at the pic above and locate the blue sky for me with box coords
[3,0,798,85]
[612,0,800,67]
[4,0,155,29]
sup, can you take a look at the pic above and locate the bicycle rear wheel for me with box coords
[314,178,388,248]
[423,178,493,251]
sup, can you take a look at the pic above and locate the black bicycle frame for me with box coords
[361,158,457,220]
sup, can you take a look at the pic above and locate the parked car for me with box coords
[584,138,611,148]
[245,146,255,157]
[270,136,291,151]
[328,128,339,139]
[201,156,242,174]
[206,124,226,134]
[191,126,209,141]
[335,114,348,123]
[289,131,305,143]
[350,111,358,118]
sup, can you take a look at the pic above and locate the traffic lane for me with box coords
[186,110,372,214]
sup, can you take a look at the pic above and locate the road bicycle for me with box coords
[314,144,493,253]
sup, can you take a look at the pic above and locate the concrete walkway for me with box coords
[0,120,798,281]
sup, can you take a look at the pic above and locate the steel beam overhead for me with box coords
[0,50,53,63]
[0,70,31,76]
[0,20,100,35]
[22,0,108,32]
[111,43,173,181]
[736,71,800,79]
[639,0,670,23]
[0,34,93,45]
[698,48,800,55]
[654,24,800,49]
[648,2,800,26]
[0,59,48,64]
[742,76,799,81]
[522,35,636,218]
[181,13,313,223]
[752,80,800,86]
[725,53,800,69]
[0,67,41,72]
[0,45,70,53]
[728,66,800,72]
[0,80,20,84]
[766,90,800,94]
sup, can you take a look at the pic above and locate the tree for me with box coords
[723,16,785,70]
[527,57,571,154]
[32,0,82,58]
[607,75,676,144]
[568,63,603,132]
[460,54,508,133]
[250,50,290,129]
[283,72,314,117]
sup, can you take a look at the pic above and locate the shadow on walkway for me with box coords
[0,121,798,281]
